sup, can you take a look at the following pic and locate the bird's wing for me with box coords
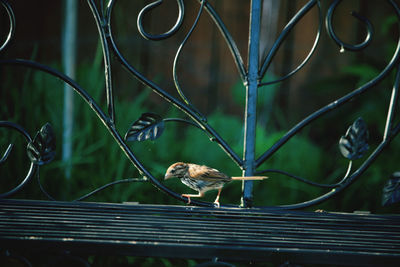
[188,164,231,182]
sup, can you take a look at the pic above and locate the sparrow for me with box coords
[164,162,267,207]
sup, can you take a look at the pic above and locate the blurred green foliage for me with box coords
[2,18,400,210]
[2,40,399,211]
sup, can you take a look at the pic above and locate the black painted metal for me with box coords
[0,122,37,199]
[0,199,399,266]
[1,1,400,265]
[242,0,262,208]
[1,0,400,208]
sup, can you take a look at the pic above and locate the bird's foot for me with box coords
[213,201,220,208]
[181,194,191,204]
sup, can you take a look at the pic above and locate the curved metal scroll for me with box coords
[0,121,36,198]
[137,0,185,41]
[326,0,374,52]
[0,0,15,52]
[1,0,400,210]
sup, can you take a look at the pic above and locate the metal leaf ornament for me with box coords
[339,117,369,160]
[382,172,400,206]
[125,113,165,142]
[26,123,56,165]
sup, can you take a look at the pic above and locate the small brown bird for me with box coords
[164,162,267,207]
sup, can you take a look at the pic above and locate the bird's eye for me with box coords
[171,169,176,174]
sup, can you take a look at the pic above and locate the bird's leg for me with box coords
[213,188,222,208]
[182,192,204,204]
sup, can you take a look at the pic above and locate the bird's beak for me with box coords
[164,173,172,180]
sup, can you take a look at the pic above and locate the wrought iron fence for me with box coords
[1,0,400,210]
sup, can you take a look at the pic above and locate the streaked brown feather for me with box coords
[188,164,231,182]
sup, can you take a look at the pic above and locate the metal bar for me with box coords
[326,0,373,52]
[1,199,400,265]
[0,122,37,198]
[2,0,400,212]
[255,28,400,168]
[137,0,184,41]
[173,0,205,114]
[0,0,15,52]
[0,59,212,207]
[2,212,399,243]
[105,1,243,168]
[259,0,318,79]
[255,160,352,189]
[201,0,247,82]
[87,0,115,123]
[256,0,400,169]
[275,131,400,210]
[384,67,400,140]
[242,0,262,208]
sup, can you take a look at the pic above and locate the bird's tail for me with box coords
[231,176,267,180]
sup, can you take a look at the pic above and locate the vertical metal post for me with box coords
[242,0,261,207]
